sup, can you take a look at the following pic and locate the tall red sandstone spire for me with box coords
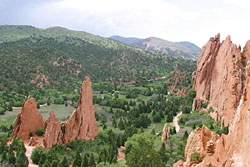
[12,76,99,149]
[43,76,99,149]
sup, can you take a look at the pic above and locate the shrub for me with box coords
[31,146,44,164]
[36,127,45,136]
[208,107,214,113]
[29,132,33,137]
[190,152,201,162]
[153,114,161,123]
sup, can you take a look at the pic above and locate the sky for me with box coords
[1,0,250,47]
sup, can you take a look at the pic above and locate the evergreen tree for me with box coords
[158,143,168,163]
[1,151,7,163]
[16,151,29,167]
[183,131,189,140]
[82,154,88,167]
[38,152,46,167]
[31,146,44,164]
[192,124,196,130]
[89,153,96,167]
[60,156,69,167]
[126,137,165,167]
[42,160,50,167]
[118,118,125,130]
[51,160,59,167]
[73,151,82,167]
[7,150,16,164]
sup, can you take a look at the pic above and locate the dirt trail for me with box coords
[25,145,38,167]
[117,146,126,161]
[172,112,182,133]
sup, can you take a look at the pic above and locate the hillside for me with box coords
[109,35,142,45]
[0,25,196,92]
[110,35,201,60]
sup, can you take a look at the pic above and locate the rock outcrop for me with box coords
[13,98,44,140]
[193,33,244,126]
[13,76,99,149]
[161,123,171,142]
[43,76,99,149]
[176,35,250,167]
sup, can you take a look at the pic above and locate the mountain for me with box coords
[109,35,142,45]
[0,25,196,92]
[109,35,201,60]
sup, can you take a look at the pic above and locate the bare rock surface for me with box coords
[13,76,99,149]
[13,98,44,140]
[43,76,99,149]
[175,35,250,167]
[161,123,171,142]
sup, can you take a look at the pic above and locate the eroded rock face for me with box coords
[13,98,44,140]
[176,35,250,167]
[193,34,244,126]
[161,123,171,142]
[43,76,99,149]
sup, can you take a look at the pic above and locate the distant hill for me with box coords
[109,35,201,60]
[109,35,142,45]
[0,25,196,92]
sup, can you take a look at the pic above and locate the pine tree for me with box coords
[73,151,82,167]
[183,131,189,139]
[89,153,96,167]
[51,160,59,167]
[38,152,46,167]
[60,156,69,167]
[16,150,29,167]
[1,151,7,163]
[82,154,88,167]
[7,150,16,164]
[42,160,50,167]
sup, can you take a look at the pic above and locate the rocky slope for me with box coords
[110,35,201,60]
[175,34,250,167]
[12,77,99,149]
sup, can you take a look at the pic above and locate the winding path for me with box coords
[172,112,182,133]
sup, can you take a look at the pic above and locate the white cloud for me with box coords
[2,0,250,47]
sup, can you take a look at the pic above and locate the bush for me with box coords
[29,132,33,137]
[31,146,44,164]
[13,101,22,107]
[36,127,45,136]
[153,114,161,123]
[190,152,201,162]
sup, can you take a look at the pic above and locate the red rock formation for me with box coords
[193,34,244,126]
[13,98,44,140]
[43,76,99,149]
[175,35,250,167]
[161,123,171,142]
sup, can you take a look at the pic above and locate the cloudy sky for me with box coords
[1,0,250,47]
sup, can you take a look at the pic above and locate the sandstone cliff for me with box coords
[43,76,99,149]
[13,97,44,140]
[193,33,244,126]
[175,35,250,167]
[12,76,99,149]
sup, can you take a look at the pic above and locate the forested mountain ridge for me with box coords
[0,25,196,93]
